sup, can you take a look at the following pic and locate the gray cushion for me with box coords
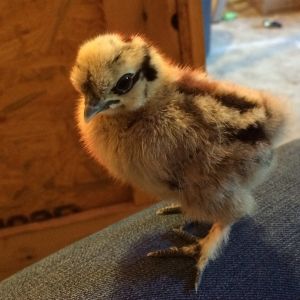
[1,140,299,299]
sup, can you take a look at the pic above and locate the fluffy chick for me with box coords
[71,33,286,290]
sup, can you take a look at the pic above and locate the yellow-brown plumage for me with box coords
[71,33,286,290]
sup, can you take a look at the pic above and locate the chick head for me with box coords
[71,33,168,121]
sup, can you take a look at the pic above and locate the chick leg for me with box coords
[147,223,231,291]
[156,203,182,215]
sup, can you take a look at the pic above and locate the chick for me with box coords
[71,33,286,290]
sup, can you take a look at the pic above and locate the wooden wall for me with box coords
[0,0,132,223]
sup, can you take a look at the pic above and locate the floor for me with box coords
[207,2,300,145]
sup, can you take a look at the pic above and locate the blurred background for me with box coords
[0,0,299,281]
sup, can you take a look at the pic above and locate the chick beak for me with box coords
[84,99,120,122]
[84,104,101,122]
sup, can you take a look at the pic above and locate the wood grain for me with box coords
[0,0,133,221]
[176,0,206,68]
[102,0,181,64]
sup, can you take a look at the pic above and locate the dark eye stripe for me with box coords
[82,72,99,105]
[141,55,157,81]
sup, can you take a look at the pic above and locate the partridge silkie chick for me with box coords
[71,34,286,290]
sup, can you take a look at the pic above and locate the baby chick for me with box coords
[71,33,286,290]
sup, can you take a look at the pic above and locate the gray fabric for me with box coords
[0,140,299,300]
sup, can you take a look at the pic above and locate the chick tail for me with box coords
[261,92,288,146]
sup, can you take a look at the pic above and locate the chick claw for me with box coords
[147,228,209,292]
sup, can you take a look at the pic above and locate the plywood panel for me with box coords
[0,0,132,221]
[102,0,181,64]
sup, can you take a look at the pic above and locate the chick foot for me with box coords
[147,223,230,292]
[156,203,182,215]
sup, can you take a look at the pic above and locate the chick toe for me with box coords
[156,204,182,215]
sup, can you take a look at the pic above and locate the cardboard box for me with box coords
[251,0,300,14]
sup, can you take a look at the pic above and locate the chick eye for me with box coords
[112,73,134,95]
